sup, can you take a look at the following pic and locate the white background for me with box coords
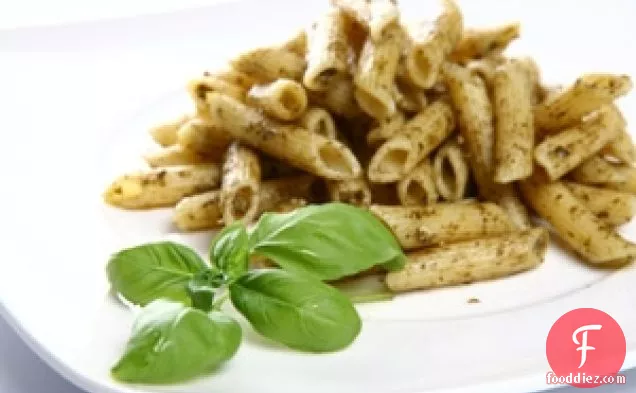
[0,1,635,392]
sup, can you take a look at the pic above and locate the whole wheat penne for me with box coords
[399,0,463,89]
[177,116,233,154]
[187,75,246,114]
[204,68,257,90]
[466,56,504,93]
[519,173,636,264]
[450,22,520,64]
[367,111,406,146]
[569,156,636,195]
[354,24,403,120]
[443,62,531,229]
[493,59,535,183]
[433,140,468,201]
[282,30,308,56]
[207,93,361,180]
[604,127,636,164]
[308,74,362,118]
[330,0,399,42]
[516,57,543,105]
[300,107,338,139]
[564,182,636,226]
[231,46,307,83]
[397,159,439,206]
[221,142,262,224]
[367,100,455,183]
[149,114,192,147]
[534,105,622,180]
[387,228,548,291]
[534,74,632,131]
[304,8,351,91]
[369,202,515,250]
[103,164,221,210]
[257,175,317,212]
[247,79,308,121]
[327,178,372,206]
[144,145,222,167]
[392,80,428,113]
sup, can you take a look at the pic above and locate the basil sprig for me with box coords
[107,203,405,384]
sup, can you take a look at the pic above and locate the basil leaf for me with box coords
[107,242,207,306]
[111,300,241,384]
[248,203,406,281]
[230,269,361,352]
[187,269,224,312]
[210,222,249,281]
[332,273,395,304]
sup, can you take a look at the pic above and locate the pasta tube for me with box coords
[534,105,622,180]
[304,8,350,91]
[367,100,455,183]
[450,23,520,64]
[354,24,403,120]
[187,75,246,114]
[174,175,315,231]
[231,46,307,83]
[221,143,262,224]
[569,156,636,195]
[443,62,531,229]
[493,59,534,183]
[565,182,636,226]
[534,74,632,131]
[177,116,232,154]
[604,127,636,164]
[399,0,463,88]
[309,74,362,118]
[207,93,361,180]
[247,79,308,121]
[330,0,399,42]
[466,56,504,92]
[103,164,221,210]
[387,228,548,291]
[326,178,372,206]
[149,115,192,147]
[204,68,257,90]
[144,145,222,168]
[519,173,636,264]
[392,80,428,113]
[433,140,468,201]
[397,159,439,206]
[369,202,515,250]
[282,30,308,56]
[300,108,338,139]
[367,111,406,146]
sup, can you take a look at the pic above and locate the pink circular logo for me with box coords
[546,308,626,388]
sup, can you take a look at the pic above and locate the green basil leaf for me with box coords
[107,242,207,306]
[187,269,225,312]
[230,269,361,352]
[111,300,241,384]
[210,222,249,281]
[248,203,406,281]
[332,273,395,304]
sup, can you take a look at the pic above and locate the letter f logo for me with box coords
[573,325,602,368]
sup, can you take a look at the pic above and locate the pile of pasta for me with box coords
[104,0,636,292]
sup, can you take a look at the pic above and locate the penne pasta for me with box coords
[220,142,262,224]
[327,178,372,206]
[450,22,520,64]
[433,140,469,201]
[602,106,635,163]
[144,145,222,168]
[330,0,399,42]
[231,46,307,83]
[367,100,455,183]
[304,7,351,91]
[367,111,406,146]
[354,24,403,120]
[399,0,463,89]
[534,105,622,180]
[397,158,439,206]
[207,93,361,180]
[257,175,317,212]
[369,202,515,250]
[187,75,246,114]
[386,228,548,291]
[149,115,192,147]
[282,30,308,56]
[564,182,636,226]
[569,156,636,195]
[466,56,504,94]
[534,74,632,131]
[516,57,543,105]
[247,79,308,121]
[300,107,338,139]
[392,80,428,113]
[177,116,233,154]
[519,173,636,264]
[103,164,221,210]
[493,58,535,183]
[204,68,257,90]
[309,74,363,118]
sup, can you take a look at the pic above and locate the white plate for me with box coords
[1,1,636,392]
